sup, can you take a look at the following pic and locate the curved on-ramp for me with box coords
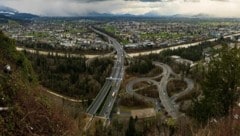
[126,61,194,119]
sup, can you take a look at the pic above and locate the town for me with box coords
[1,18,240,52]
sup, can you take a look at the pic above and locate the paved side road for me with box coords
[126,61,194,119]
[154,62,179,119]
[170,78,194,102]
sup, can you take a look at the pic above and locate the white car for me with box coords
[112,92,115,97]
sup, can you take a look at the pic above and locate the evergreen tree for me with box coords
[126,116,137,136]
[190,45,240,123]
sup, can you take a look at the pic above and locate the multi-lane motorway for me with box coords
[86,27,125,119]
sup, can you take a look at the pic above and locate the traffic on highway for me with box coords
[86,27,125,119]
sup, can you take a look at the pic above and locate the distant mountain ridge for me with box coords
[86,11,136,17]
[0,5,214,19]
[0,5,18,14]
[0,5,38,21]
[84,11,213,18]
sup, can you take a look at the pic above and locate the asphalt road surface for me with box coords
[86,27,125,119]
[126,61,194,119]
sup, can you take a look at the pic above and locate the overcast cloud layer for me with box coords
[0,0,239,17]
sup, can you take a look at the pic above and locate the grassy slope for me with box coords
[0,31,77,135]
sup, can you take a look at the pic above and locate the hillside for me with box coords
[0,31,77,135]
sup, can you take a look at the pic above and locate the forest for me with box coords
[26,52,114,100]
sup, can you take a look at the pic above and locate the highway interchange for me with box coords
[85,26,211,120]
[126,62,194,119]
[16,27,237,120]
[23,29,237,131]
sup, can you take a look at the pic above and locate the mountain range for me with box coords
[0,5,213,21]
[0,5,38,21]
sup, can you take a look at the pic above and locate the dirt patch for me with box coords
[131,108,156,118]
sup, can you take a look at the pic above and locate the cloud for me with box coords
[0,0,122,16]
[0,0,239,17]
[125,0,176,2]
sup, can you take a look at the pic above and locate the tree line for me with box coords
[189,45,240,124]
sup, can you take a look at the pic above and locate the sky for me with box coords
[0,0,239,17]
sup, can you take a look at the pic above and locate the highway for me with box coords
[86,80,113,114]
[86,27,125,118]
[98,38,125,118]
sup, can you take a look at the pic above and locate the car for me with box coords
[112,92,115,97]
